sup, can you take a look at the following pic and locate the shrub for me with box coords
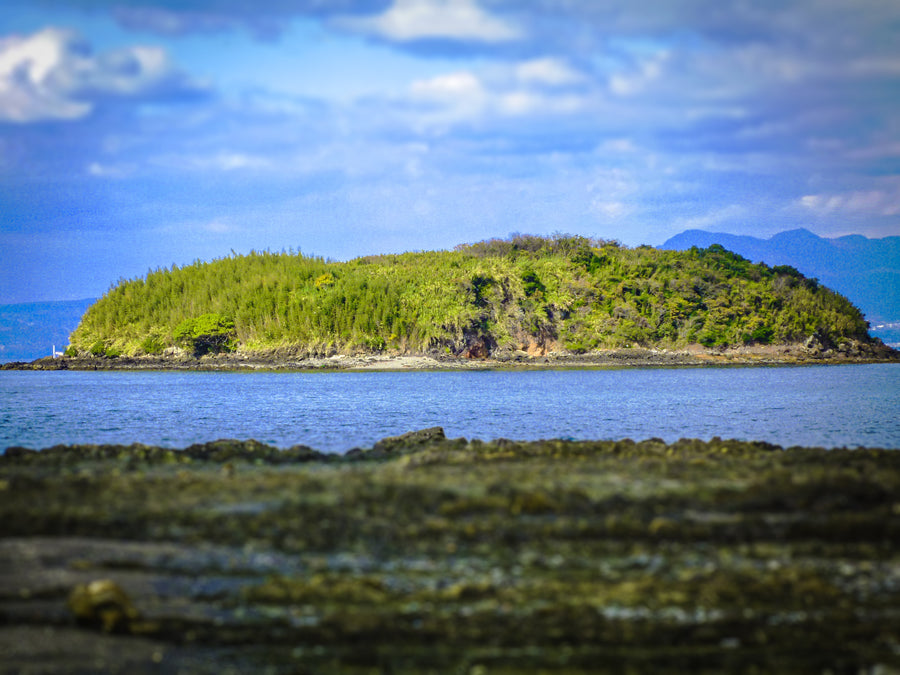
[564,338,590,354]
[465,274,494,307]
[360,335,386,351]
[773,264,802,278]
[140,335,166,354]
[315,273,335,289]
[749,325,774,344]
[173,313,237,356]
[521,268,545,298]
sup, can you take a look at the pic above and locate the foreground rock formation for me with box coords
[2,433,899,673]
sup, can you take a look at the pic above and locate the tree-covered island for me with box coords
[57,235,895,366]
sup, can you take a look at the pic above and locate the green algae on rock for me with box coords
[1,431,899,673]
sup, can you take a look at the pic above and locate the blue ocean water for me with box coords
[1,364,898,453]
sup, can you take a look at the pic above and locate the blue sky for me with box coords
[1,0,899,303]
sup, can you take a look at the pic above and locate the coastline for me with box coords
[4,340,899,372]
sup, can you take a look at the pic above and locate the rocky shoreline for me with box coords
[2,430,899,673]
[4,339,899,371]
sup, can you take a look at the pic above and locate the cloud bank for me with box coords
[0,27,205,122]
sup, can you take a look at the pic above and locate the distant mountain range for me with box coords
[661,229,900,344]
[0,299,96,364]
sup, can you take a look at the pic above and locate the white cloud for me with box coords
[408,67,587,127]
[587,168,638,222]
[498,90,584,116]
[0,27,203,123]
[344,0,521,43]
[496,90,540,115]
[671,204,751,232]
[155,217,239,236]
[846,142,900,161]
[112,6,238,36]
[608,51,669,97]
[410,70,484,100]
[87,161,135,178]
[154,151,274,173]
[408,70,488,125]
[514,58,583,86]
[0,29,91,121]
[800,189,900,217]
[211,152,272,171]
[203,220,234,234]
[598,138,638,154]
[78,47,173,95]
[591,200,631,220]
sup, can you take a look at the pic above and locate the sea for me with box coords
[1,364,898,453]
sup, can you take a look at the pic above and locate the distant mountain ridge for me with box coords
[661,229,900,328]
[0,299,96,363]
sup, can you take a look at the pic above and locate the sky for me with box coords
[1,0,899,304]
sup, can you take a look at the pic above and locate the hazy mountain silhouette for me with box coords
[0,299,95,363]
[661,229,900,328]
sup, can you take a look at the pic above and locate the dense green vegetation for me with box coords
[69,234,872,357]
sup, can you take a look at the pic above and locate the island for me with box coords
[6,235,897,370]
